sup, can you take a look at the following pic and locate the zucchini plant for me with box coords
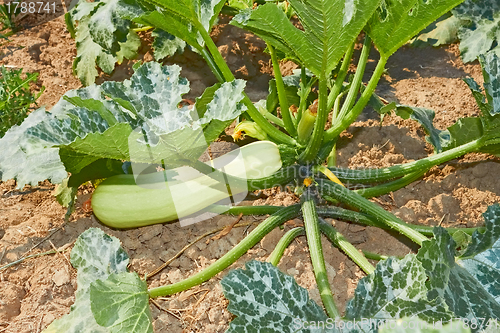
[1,0,500,332]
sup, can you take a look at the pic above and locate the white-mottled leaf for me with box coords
[0,63,246,187]
[452,0,500,63]
[221,260,330,333]
[417,205,500,332]
[43,228,130,333]
[345,255,453,325]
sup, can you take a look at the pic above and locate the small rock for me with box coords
[428,194,460,218]
[0,282,25,321]
[52,268,70,287]
[392,207,416,224]
[138,224,163,242]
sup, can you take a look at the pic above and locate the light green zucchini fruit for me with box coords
[91,141,282,229]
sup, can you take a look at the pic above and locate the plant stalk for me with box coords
[268,44,296,137]
[316,206,485,236]
[330,139,483,183]
[324,54,389,142]
[318,180,428,246]
[268,227,305,266]
[301,191,340,318]
[197,25,297,146]
[299,75,329,162]
[335,36,371,122]
[148,205,301,298]
[318,218,375,275]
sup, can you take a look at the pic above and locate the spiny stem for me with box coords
[269,44,296,137]
[268,227,305,266]
[318,218,375,275]
[330,139,484,184]
[316,206,485,237]
[301,191,340,318]
[148,205,301,298]
[318,180,428,246]
[327,43,355,112]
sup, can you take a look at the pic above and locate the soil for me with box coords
[1,14,500,333]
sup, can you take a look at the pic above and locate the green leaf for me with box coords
[0,62,246,187]
[66,157,125,188]
[410,13,462,47]
[86,0,144,53]
[479,52,500,116]
[43,228,132,333]
[393,106,451,153]
[231,0,382,76]
[417,205,500,331]
[366,0,466,58]
[67,0,145,85]
[54,177,78,207]
[345,255,453,324]
[228,0,253,10]
[221,260,330,333]
[72,14,117,86]
[116,30,141,64]
[137,0,226,49]
[91,272,153,333]
[151,29,186,61]
[452,0,500,63]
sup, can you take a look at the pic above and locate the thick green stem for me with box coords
[362,250,393,261]
[300,76,329,162]
[316,206,484,236]
[301,191,340,318]
[318,218,375,275]
[318,180,428,246]
[198,26,297,146]
[268,227,305,266]
[353,168,427,198]
[335,36,371,123]
[327,43,355,112]
[324,55,389,142]
[330,139,483,183]
[269,44,296,137]
[148,205,301,298]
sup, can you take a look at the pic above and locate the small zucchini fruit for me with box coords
[91,141,282,229]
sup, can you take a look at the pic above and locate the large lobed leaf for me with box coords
[67,0,188,85]
[452,0,500,63]
[42,228,153,332]
[222,204,500,332]
[0,62,246,188]
[231,0,382,76]
[221,260,330,333]
[366,0,466,58]
[417,204,500,332]
[136,0,226,50]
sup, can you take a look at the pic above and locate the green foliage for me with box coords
[66,0,188,85]
[231,0,381,76]
[0,3,18,38]
[0,62,246,188]
[221,260,329,333]
[0,66,42,138]
[452,0,500,63]
[44,228,153,333]
[223,205,500,332]
[365,0,466,57]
